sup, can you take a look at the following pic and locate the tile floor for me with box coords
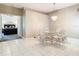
[0,37,79,56]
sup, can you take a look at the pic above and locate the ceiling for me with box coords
[3,3,77,13]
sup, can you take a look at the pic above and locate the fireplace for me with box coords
[2,24,17,35]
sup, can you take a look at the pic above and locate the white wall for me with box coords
[2,14,17,28]
[48,4,79,38]
[24,9,50,38]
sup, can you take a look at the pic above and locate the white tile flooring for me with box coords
[0,37,79,56]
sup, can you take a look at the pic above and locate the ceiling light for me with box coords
[51,16,58,21]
